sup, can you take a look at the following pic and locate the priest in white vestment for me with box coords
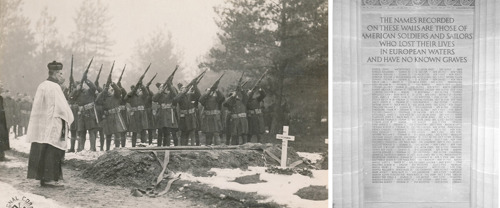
[27,61,74,187]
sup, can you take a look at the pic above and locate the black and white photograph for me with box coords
[333,0,499,208]
[0,0,329,207]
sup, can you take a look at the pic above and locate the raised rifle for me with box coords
[104,61,115,90]
[250,69,269,92]
[161,65,179,91]
[94,64,103,87]
[117,64,126,85]
[195,69,207,85]
[183,69,207,93]
[145,73,158,88]
[79,57,94,89]
[131,63,152,93]
[187,69,207,88]
[209,71,225,92]
[241,80,248,88]
[236,71,245,90]
[69,55,74,93]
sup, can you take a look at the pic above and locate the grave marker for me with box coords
[276,126,295,168]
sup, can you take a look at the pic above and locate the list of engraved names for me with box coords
[371,68,462,183]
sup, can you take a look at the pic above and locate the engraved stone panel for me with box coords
[361,4,473,208]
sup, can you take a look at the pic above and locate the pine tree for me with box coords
[0,0,38,94]
[200,0,328,133]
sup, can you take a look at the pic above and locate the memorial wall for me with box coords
[361,1,473,207]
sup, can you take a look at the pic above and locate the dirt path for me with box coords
[0,151,204,208]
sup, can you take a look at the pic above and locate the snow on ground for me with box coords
[8,133,328,208]
[0,155,26,168]
[296,152,323,164]
[9,133,133,160]
[0,181,66,208]
[180,167,328,208]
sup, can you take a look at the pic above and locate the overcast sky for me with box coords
[21,0,224,70]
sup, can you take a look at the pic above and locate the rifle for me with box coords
[94,64,103,86]
[210,71,225,92]
[79,57,94,89]
[183,69,207,93]
[145,73,158,88]
[250,69,269,92]
[188,69,207,88]
[104,61,115,90]
[162,65,179,89]
[241,80,248,88]
[196,70,207,85]
[131,63,152,93]
[117,64,126,85]
[236,71,245,90]
[69,55,74,92]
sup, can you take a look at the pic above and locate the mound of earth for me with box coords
[82,143,307,188]
[294,185,328,200]
[82,149,161,188]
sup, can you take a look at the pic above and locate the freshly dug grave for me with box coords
[81,143,308,188]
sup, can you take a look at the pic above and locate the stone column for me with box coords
[332,0,362,207]
[471,0,500,207]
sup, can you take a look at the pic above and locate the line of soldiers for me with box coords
[0,90,33,138]
[64,58,269,152]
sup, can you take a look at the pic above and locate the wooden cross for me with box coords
[276,126,295,168]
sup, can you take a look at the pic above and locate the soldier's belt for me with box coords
[105,107,121,115]
[130,106,145,112]
[231,113,247,118]
[161,103,173,109]
[20,110,31,114]
[70,104,79,108]
[81,102,95,110]
[118,105,126,111]
[180,108,196,115]
[204,110,220,115]
[248,109,262,115]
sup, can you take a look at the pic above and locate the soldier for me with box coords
[144,83,155,145]
[222,87,248,145]
[14,95,22,136]
[199,88,225,145]
[116,81,128,147]
[67,81,80,152]
[3,90,16,139]
[192,92,201,146]
[125,84,149,147]
[152,83,162,145]
[95,82,127,150]
[153,82,178,146]
[246,88,266,143]
[173,84,200,146]
[222,100,231,145]
[95,82,107,151]
[70,78,99,151]
[18,94,32,137]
